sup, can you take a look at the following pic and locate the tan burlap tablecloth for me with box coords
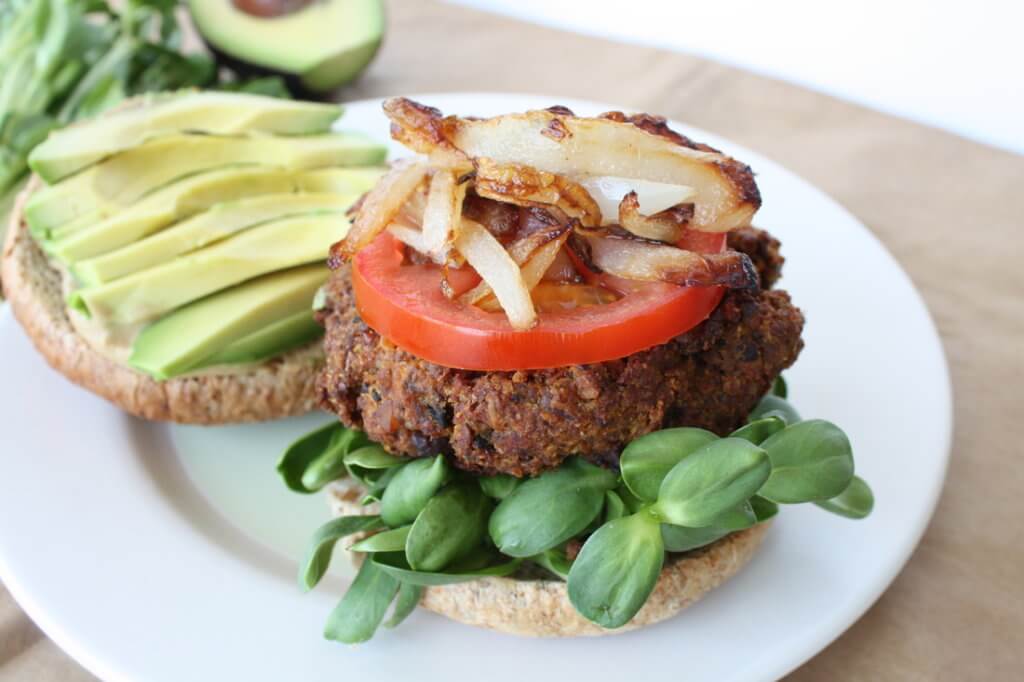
[2,1,1022,679]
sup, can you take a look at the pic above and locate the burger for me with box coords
[279,98,875,641]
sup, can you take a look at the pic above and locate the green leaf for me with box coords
[384,582,423,629]
[406,482,492,572]
[479,473,520,500]
[298,515,384,591]
[348,526,411,553]
[300,445,351,492]
[531,547,573,580]
[615,484,645,514]
[654,438,771,527]
[372,550,521,587]
[749,394,801,424]
[750,495,780,522]
[567,511,665,628]
[323,558,400,644]
[661,501,757,552]
[772,375,788,398]
[380,455,449,527]
[277,421,362,494]
[604,490,626,523]
[814,475,874,519]
[619,427,718,502]
[758,420,855,504]
[344,444,406,470]
[730,416,786,444]
[489,458,618,558]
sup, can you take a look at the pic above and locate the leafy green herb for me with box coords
[372,550,521,587]
[406,482,492,572]
[380,455,449,526]
[323,558,400,644]
[654,438,771,527]
[730,416,786,444]
[815,475,874,519]
[489,457,618,558]
[750,495,780,522]
[603,490,626,523]
[758,420,854,503]
[619,427,718,502]
[772,375,788,398]
[749,394,802,424]
[277,421,365,494]
[660,501,756,552]
[567,511,664,628]
[478,473,520,500]
[348,526,412,553]
[344,444,406,471]
[384,582,423,629]
[298,515,384,591]
[531,547,573,580]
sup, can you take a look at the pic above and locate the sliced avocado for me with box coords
[73,192,359,286]
[25,131,384,235]
[129,264,326,380]
[199,309,322,369]
[48,166,308,263]
[188,0,384,94]
[28,91,343,183]
[69,211,350,325]
[298,167,387,194]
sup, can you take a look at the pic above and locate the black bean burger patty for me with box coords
[317,227,804,477]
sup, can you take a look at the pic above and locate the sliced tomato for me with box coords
[351,230,727,371]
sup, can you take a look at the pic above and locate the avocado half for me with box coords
[188,0,385,95]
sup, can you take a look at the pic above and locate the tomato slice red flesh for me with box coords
[351,231,727,371]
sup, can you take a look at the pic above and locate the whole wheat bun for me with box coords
[326,478,769,637]
[1,177,322,423]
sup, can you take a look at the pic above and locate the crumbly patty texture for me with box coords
[318,228,804,477]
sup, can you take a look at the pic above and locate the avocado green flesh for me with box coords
[129,264,326,381]
[48,166,332,263]
[188,0,384,93]
[25,132,384,235]
[72,193,361,286]
[69,211,350,326]
[198,309,323,371]
[28,91,343,183]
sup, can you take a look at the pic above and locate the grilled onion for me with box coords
[462,222,571,305]
[381,98,759,233]
[454,218,537,329]
[581,231,758,289]
[329,159,428,266]
[473,158,602,226]
[578,176,695,224]
[617,191,693,242]
[420,169,467,261]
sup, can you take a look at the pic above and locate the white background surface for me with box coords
[0,94,952,682]
[449,0,1024,155]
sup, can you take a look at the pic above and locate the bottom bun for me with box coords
[326,478,770,637]
[1,179,321,424]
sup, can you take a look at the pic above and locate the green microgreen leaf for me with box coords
[277,422,365,494]
[772,375,788,398]
[730,416,786,445]
[344,444,406,470]
[372,549,521,587]
[531,547,573,580]
[567,511,664,629]
[660,501,757,552]
[750,495,780,522]
[604,490,626,523]
[758,420,855,503]
[384,582,423,629]
[654,438,771,527]
[488,457,618,558]
[749,394,802,425]
[478,473,520,500]
[619,427,718,502]
[298,515,384,591]
[814,475,874,519]
[323,557,399,644]
[380,455,449,526]
[406,482,492,572]
[348,525,412,553]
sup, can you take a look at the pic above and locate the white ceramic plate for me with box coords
[0,94,951,682]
